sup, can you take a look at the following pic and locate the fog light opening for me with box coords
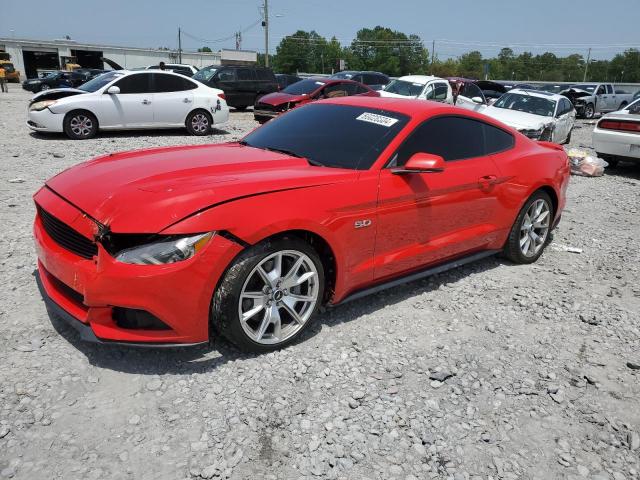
[112,308,171,330]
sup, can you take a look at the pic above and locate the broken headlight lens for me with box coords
[115,233,213,265]
[520,127,544,139]
[29,100,57,111]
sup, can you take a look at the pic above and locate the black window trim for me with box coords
[384,114,516,168]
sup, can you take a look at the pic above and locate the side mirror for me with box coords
[106,85,120,94]
[392,153,445,175]
[471,96,484,104]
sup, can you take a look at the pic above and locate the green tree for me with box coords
[458,51,483,78]
[198,46,212,52]
[345,26,428,76]
[273,30,339,74]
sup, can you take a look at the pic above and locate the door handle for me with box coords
[478,175,498,188]
[182,98,192,103]
[142,99,151,105]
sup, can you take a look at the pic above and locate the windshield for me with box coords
[383,79,425,97]
[241,104,410,170]
[282,79,326,95]
[192,66,217,82]
[493,93,556,117]
[571,84,596,93]
[78,71,125,92]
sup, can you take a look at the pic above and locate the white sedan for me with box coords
[593,98,640,167]
[379,75,453,104]
[27,70,229,139]
[481,89,576,144]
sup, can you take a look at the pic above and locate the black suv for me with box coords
[330,71,389,90]
[22,71,86,92]
[192,65,278,110]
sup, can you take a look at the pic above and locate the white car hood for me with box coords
[378,91,417,99]
[483,106,553,131]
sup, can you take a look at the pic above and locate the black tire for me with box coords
[63,110,98,140]
[185,110,213,136]
[213,237,325,353]
[619,102,628,110]
[39,84,50,92]
[597,153,619,168]
[584,103,595,119]
[502,190,553,264]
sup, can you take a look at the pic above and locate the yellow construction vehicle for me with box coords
[61,56,81,71]
[0,52,21,82]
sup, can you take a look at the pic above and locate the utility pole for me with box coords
[178,27,182,63]
[583,47,591,82]
[262,0,269,67]
[431,40,435,73]
[235,31,242,50]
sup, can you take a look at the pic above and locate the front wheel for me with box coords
[40,84,50,92]
[213,238,324,353]
[503,191,553,264]
[63,111,98,140]
[186,110,212,136]
[563,128,572,145]
[584,103,595,119]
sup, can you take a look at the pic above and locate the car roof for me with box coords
[508,88,563,100]
[396,75,444,84]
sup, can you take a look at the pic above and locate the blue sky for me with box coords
[2,0,639,60]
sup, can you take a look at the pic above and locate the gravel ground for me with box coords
[1,84,640,480]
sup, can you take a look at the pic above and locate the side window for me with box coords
[236,68,255,81]
[255,69,270,81]
[394,116,513,165]
[484,123,515,154]
[217,69,236,82]
[565,98,574,112]
[153,73,197,92]
[355,84,369,94]
[376,74,389,85]
[362,74,377,85]
[322,83,349,98]
[461,83,484,102]
[114,73,152,94]
[342,83,359,96]
[597,85,606,95]
[606,84,613,94]
[352,74,364,84]
[433,82,449,100]
[423,84,435,99]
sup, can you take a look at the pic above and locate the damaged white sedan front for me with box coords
[481,89,576,144]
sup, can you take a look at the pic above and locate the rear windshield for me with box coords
[241,104,410,170]
[383,79,425,97]
[282,79,326,95]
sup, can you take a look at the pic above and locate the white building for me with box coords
[0,37,257,79]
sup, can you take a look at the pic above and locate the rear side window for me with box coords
[237,68,255,81]
[153,73,197,92]
[114,73,152,94]
[394,116,514,164]
[256,69,271,80]
[217,69,236,82]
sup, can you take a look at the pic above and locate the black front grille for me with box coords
[38,208,98,259]
[255,103,287,113]
[47,271,85,306]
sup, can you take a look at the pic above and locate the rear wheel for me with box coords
[40,84,50,92]
[619,102,628,110]
[564,128,572,144]
[63,110,98,140]
[185,110,212,136]
[503,191,553,264]
[213,237,324,353]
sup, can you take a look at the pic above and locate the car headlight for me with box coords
[115,233,214,265]
[30,100,57,111]
[520,127,544,139]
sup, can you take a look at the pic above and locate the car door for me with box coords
[213,68,238,105]
[151,73,198,126]
[98,72,154,128]
[596,85,610,112]
[455,83,486,111]
[235,67,258,106]
[374,116,511,280]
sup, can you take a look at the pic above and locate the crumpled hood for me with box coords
[258,91,307,106]
[31,88,87,103]
[483,106,552,131]
[45,143,355,233]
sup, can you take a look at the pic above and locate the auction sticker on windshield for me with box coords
[356,112,399,127]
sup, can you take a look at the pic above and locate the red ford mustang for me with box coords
[253,77,378,124]
[34,97,570,352]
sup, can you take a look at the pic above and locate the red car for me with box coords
[253,77,378,123]
[34,97,570,352]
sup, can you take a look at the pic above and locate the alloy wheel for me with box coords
[238,250,319,345]
[69,114,93,137]
[40,84,50,91]
[191,113,209,134]
[519,199,551,257]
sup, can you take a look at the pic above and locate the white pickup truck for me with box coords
[561,83,634,119]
